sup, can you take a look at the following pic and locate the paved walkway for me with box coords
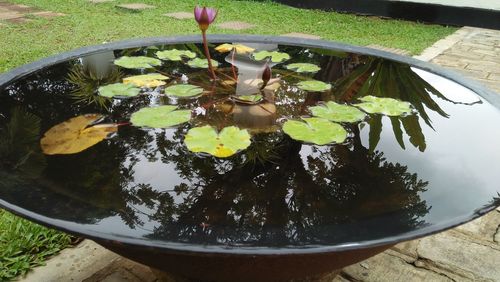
[20,26,500,282]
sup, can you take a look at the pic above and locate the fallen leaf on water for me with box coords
[40,114,117,155]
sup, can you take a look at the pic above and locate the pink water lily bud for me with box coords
[261,63,271,89]
[194,6,217,31]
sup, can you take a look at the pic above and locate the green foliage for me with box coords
[234,94,263,103]
[355,95,412,116]
[130,106,191,128]
[285,63,321,73]
[156,49,196,61]
[252,50,290,63]
[282,118,347,145]
[184,125,251,158]
[297,80,331,92]
[98,83,141,98]
[67,64,122,109]
[186,58,220,69]
[0,210,72,280]
[309,101,366,123]
[114,56,162,69]
[164,84,204,98]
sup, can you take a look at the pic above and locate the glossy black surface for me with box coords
[0,37,499,254]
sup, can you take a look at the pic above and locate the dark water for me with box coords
[0,42,499,249]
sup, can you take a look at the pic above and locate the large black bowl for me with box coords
[1,35,499,281]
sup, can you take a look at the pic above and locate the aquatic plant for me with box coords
[194,6,218,80]
[40,7,473,159]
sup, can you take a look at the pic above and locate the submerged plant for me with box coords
[194,6,218,80]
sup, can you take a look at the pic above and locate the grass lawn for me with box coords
[0,0,457,280]
[0,0,457,73]
[0,210,72,280]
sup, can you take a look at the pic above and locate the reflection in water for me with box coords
[332,58,479,152]
[67,52,123,109]
[0,44,498,248]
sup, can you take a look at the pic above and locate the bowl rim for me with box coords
[1,34,499,256]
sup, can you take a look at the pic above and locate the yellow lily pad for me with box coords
[123,73,169,88]
[215,43,255,54]
[40,114,117,155]
[184,125,251,158]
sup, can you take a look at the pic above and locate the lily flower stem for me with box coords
[230,50,238,81]
[202,30,217,80]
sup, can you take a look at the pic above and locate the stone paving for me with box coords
[18,27,500,282]
[0,1,64,23]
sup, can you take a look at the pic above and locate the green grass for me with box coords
[0,0,457,73]
[0,209,72,280]
[0,0,457,279]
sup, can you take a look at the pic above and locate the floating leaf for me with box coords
[114,56,162,69]
[285,63,321,73]
[123,73,169,88]
[130,105,191,128]
[297,80,331,92]
[156,49,197,61]
[165,84,204,98]
[233,94,263,104]
[40,114,117,155]
[215,43,255,54]
[98,83,141,98]
[282,118,347,145]
[355,95,412,116]
[184,125,251,158]
[252,51,290,63]
[309,101,366,123]
[187,58,220,69]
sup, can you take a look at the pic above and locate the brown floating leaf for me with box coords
[40,114,117,155]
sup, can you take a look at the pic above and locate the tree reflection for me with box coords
[139,127,430,245]
[330,57,478,152]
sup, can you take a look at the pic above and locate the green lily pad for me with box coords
[165,84,204,98]
[184,125,251,158]
[123,73,169,88]
[355,96,412,116]
[309,101,366,123]
[186,58,220,69]
[130,105,191,128]
[98,83,141,98]
[156,49,197,61]
[297,80,331,92]
[234,94,263,104]
[285,63,321,73]
[283,118,347,145]
[252,51,290,63]
[114,56,162,69]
